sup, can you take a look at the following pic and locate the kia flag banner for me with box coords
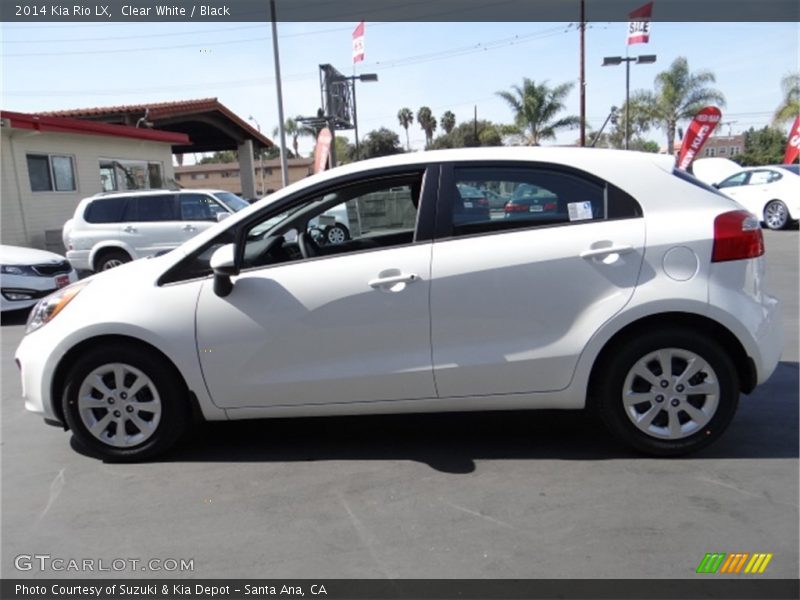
[352,21,365,63]
[313,128,333,174]
[676,106,722,171]
[783,115,800,164]
[627,2,654,45]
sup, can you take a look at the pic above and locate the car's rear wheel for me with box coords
[96,249,131,271]
[764,200,790,230]
[324,223,350,245]
[597,329,739,456]
[62,344,190,461]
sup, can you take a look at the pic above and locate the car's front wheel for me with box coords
[62,344,190,461]
[597,329,739,456]
[764,200,790,230]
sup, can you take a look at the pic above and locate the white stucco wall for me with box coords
[1,128,175,250]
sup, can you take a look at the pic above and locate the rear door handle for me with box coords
[123,226,136,233]
[369,273,418,288]
[183,224,196,232]
[580,245,634,259]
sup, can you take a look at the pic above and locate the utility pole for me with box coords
[270,0,288,187]
[579,0,586,147]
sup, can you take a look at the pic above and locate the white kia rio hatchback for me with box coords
[15,148,783,461]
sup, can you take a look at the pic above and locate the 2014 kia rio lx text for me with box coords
[15,148,783,461]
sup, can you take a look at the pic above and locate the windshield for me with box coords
[214,192,250,212]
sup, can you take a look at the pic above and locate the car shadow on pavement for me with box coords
[70,361,799,472]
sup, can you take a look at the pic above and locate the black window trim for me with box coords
[158,164,440,286]
[435,161,642,242]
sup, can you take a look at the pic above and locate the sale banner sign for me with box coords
[627,2,654,45]
[783,115,800,164]
[676,106,722,171]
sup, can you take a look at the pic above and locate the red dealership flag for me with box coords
[627,2,654,45]
[352,21,365,63]
[783,115,800,164]
[676,106,723,171]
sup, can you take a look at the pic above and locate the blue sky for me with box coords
[2,20,798,157]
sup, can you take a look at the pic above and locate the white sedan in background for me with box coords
[715,165,800,230]
[1,245,78,313]
[15,148,782,461]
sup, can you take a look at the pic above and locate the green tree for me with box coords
[333,136,355,165]
[272,116,315,158]
[496,78,579,145]
[360,128,404,159]
[441,111,456,135]
[773,72,800,127]
[635,57,726,155]
[417,106,437,148]
[397,107,414,151]
[199,150,237,164]
[733,127,788,166]
[430,120,506,149]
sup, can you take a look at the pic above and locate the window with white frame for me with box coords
[99,159,164,191]
[26,154,76,192]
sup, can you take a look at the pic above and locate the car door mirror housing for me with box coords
[210,243,238,297]
[217,212,231,223]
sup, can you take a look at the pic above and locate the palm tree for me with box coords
[417,106,437,148]
[441,111,456,135]
[496,78,579,145]
[773,72,800,127]
[397,107,414,151]
[637,57,726,155]
[272,116,315,158]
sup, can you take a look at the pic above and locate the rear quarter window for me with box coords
[84,196,129,223]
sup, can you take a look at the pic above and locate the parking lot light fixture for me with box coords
[602,54,657,149]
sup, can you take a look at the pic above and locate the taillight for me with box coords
[543,202,557,211]
[712,210,764,262]
[476,196,488,207]
[505,202,528,213]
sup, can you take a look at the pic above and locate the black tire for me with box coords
[324,223,350,245]
[596,328,739,456]
[763,200,790,230]
[62,344,190,461]
[95,249,131,272]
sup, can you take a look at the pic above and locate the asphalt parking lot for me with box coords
[1,230,797,580]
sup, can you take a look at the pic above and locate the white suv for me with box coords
[63,189,249,272]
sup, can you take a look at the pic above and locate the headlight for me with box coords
[26,280,90,335]
[1,265,36,276]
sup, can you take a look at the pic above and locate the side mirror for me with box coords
[712,183,720,189]
[210,243,238,297]
[217,212,231,222]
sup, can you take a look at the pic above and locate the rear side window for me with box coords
[132,195,178,222]
[85,197,129,223]
[448,166,640,237]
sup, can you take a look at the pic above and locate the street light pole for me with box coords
[270,0,289,187]
[602,54,656,150]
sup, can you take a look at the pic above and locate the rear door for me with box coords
[120,194,182,257]
[430,162,646,397]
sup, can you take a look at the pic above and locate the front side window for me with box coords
[27,154,76,192]
[240,175,422,271]
[180,194,226,221]
[718,172,749,188]
[447,166,637,237]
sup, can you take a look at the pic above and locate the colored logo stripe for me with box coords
[697,553,726,574]
[744,553,773,574]
[720,553,749,573]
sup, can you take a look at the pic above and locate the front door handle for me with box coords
[183,224,196,232]
[369,273,418,288]
[123,226,136,233]
[580,245,634,259]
